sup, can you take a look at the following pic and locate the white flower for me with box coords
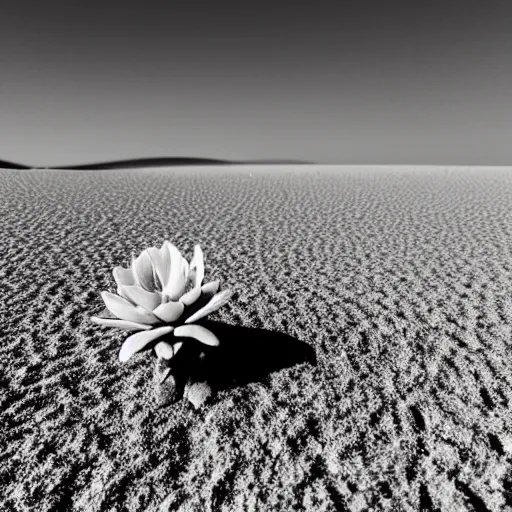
[90,241,232,362]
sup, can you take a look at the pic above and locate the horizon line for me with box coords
[2,157,512,171]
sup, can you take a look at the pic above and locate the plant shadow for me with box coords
[193,320,317,392]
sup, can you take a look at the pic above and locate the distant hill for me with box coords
[53,157,232,170]
[0,157,313,170]
[0,159,31,169]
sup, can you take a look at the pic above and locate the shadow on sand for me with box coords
[157,320,316,403]
[199,320,317,392]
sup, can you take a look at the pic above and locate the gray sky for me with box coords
[1,1,511,166]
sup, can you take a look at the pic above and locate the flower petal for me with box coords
[147,243,170,290]
[154,340,175,359]
[190,244,205,288]
[188,268,197,288]
[174,324,220,346]
[180,284,219,320]
[119,326,174,362]
[182,258,190,286]
[116,285,133,303]
[184,290,232,324]
[113,266,136,287]
[90,316,152,331]
[101,291,161,325]
[164,243,187,300]
[173,341,183,355]
[201,280,220,296]
[118,284,161,312]
[179,286,201,306]
[132,249,156,291]
[152,300,185,323]
[146,247,161,287]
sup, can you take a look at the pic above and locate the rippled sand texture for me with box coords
[2,165,512,512]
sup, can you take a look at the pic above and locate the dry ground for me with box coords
[1,165,512,511]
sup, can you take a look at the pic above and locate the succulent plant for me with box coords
[90,241,232,371]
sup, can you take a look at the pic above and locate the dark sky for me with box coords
[1,1,511,166]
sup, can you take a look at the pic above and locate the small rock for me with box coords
[153,358,178,407]
[185,381,213,409]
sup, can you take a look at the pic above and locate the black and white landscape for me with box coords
[2,1,512,511]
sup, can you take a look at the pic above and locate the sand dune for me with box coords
[1,165,512,511]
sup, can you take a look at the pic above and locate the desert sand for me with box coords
[1,165,512,511]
